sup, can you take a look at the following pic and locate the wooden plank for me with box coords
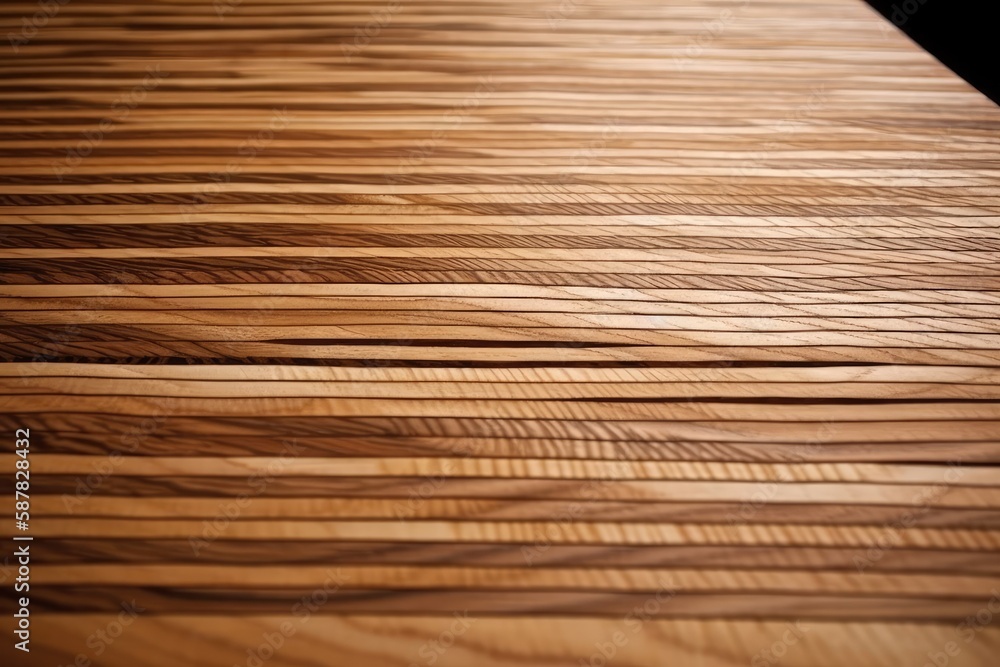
[2,0,1000,663]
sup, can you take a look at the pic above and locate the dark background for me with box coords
[864,0,999,105]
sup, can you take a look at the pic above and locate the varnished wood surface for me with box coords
[2,0,1000,664]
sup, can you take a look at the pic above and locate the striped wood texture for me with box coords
[2,0,1000,665]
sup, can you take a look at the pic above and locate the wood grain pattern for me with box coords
[2,0,999,664]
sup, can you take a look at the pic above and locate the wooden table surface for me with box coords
[2,0,999,665]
